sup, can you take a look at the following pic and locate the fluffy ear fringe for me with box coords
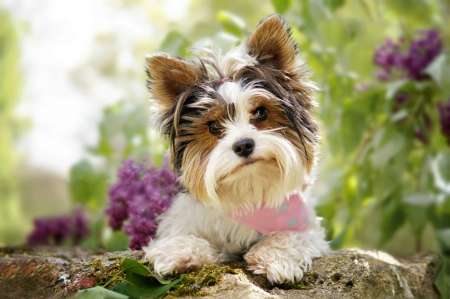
[146,54,204,133]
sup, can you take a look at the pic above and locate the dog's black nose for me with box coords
[232,138,255,158]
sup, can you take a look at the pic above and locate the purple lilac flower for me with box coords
[73,207,90,244]
[415,128,427,144]
[27,207,90,246]
[105,160,143,230]
[438,100,450,145]
[395,93,409,107]
[374,37,404,81]
[405,30,443,80]
[374,30,442,81]
[106,158,180,250]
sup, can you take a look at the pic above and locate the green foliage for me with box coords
[273,0,450,256]
[78,286,129,299]
[78,258,185,299]
[216,11,248,37]
[0,8,26,245]
[426,52,450,94]
[271,0,294,14]
[267,1,449,294]
[104,231,130,252]
[88,101,155,165]
[160,31,190,57]
[69,160,108,210]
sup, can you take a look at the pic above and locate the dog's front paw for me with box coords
[143,235,220,276]
[244,230,329,284]
[245,251,306,284]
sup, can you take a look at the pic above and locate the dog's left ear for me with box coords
[247,14,298,73]
[146,54,204,134]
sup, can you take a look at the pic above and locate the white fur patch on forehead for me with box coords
[217,81,273,106]
[220,45,258,76]
[217,82,243,105]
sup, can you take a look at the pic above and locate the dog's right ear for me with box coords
[146,54,203,133]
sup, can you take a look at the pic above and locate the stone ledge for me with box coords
[0,246,441,299]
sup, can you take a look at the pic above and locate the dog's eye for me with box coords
[253,106,268,122]
[208,121,222,135]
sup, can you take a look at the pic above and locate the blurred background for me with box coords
[1,0,449,292]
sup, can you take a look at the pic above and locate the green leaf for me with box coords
[331,219,352,249]
[436,229,450,254]
[211,31,240,51]
[434,257,450,299]
[435,153,450,183]
[338,107,367,155]
[425,53,450,94]
[126,273,186,298]
[324,0,345,11]
[390,110,408,122]
[402,194,434,237]
[432,195,450,231]
[385,79,407,100]
[77,286,129,299]
[112,283,129,296]
[309,0,332,20]
[216,11,247,37]
[122,258,175,285]
[105,230,130,252]
[379,200,405,247]
[122,258,152,278]
[69,160,108,209]
[370,135,405,170]
[271,0,294,14]
[159,31,190,57]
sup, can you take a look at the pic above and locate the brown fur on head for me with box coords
[146,14,318,206]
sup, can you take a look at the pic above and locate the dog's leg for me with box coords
[143,194,230,276]
[244,228,330,284]
[144,234,221,276]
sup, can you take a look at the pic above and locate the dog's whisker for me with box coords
[263,127,286,133]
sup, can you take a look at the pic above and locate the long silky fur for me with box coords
[146,16,319,176]
[144,14,330,284]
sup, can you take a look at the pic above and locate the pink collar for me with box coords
[228,193,309,235]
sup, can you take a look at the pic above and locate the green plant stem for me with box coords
[350,133,372,169]
[103,269,126,288]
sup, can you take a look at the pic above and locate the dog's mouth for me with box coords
[242,157,265,166]
[226,157,277,176]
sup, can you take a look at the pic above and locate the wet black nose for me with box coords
[232,138,255,158]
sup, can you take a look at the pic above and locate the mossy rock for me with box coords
[0,246,442,299]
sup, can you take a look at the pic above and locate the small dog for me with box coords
[143,14,329,284]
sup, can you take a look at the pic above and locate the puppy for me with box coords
[143,14,329,284]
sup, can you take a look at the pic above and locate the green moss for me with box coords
[281,270,318,290]
[90,258,124,286]
[168,264,241,297]
[0,246,30,256]
[52,285,64,294]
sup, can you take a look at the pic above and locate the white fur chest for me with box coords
[155,192,261,256]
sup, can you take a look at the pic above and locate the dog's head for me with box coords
[146,14,319,210]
